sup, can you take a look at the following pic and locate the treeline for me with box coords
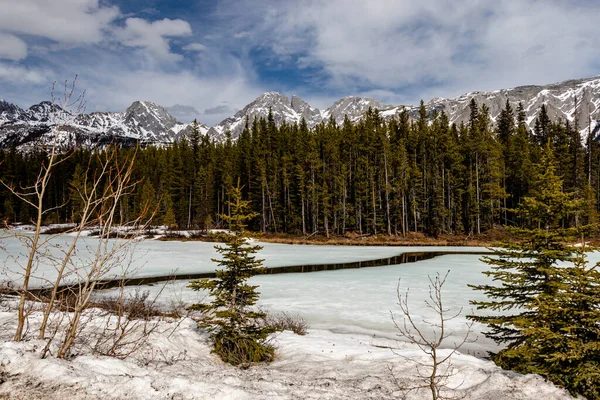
[0,100,598,236]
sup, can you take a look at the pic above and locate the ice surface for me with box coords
[107,254,501,355]
[3,233,597,357]
[0,231,487,287]
[0,235,586,398]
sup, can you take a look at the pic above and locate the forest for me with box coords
[0,99,597,236]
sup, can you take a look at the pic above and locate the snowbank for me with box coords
[0,301,575,400]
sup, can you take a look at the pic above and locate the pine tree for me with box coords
[138,178,158,218]
[469,144,600,399]
[188,183,277,366]
[161,192,176,228]
[469,145,578,346]
[529,245,600,399]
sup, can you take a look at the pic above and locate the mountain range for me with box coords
[1,75,599,149]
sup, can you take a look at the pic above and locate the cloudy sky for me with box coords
[0,0,599,125]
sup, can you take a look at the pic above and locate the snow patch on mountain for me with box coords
[429,75,600,136]
[207,92,323,140]
[0,99,209,149]
[2,75,600,148]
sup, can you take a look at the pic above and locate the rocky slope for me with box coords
[208,75,600,141]
[207,92,323,141]
[429,76,600,136]
[2,75,599,149]
[0,99,209,150]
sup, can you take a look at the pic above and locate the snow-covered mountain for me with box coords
[0,100,209,150]
[2,75,600,149]
[207,76,600,141]
[322,96,395,124]
[428,76,600,137]
[207,93,395,140]
[207,92,323,141]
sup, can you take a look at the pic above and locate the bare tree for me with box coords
[1,77,162,361]
[390,270,475,400]
[54,150,147,358]
[2,78,85,341]
[38,148,134,339]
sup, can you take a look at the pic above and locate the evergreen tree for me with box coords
[533,104,551,145]
[469,145,579,346]
[161,192,176,228]
[529,245,600,399]
[138,178,158,218]
[469,145,600,399]
[188,183,277,366]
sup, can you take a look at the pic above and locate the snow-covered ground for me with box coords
[0,234,589,398]
[0,301,575,400]
[100,254,499,355]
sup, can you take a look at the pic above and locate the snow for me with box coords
[94,253,500,356]
[0,232,488,287]
[0,234,588,398]
[0,300,576,399]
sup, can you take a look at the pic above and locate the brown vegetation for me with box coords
[252,228,513,247]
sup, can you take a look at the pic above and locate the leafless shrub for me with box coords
[390,270,475,400]
[0,281,12,304]
[140,348,188,368]
[89,312,161,359]
[84,286,159,359]
[95,289,163,320]
[1,78,85,342]
[0,77,164,362]
[264,311,309,336]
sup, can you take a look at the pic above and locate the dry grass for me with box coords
[264,312,309,336]
[254,229,512,247]
[94,289,164,320]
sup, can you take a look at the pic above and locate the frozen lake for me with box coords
[3,232,596,355]
[123,252,500,354]
[0,232,488,286]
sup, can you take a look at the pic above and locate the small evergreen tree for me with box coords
[188,183,277,366]
[469,144,600,399]
[531,244,600,399]
[161,192,176,228]
[3,197,15,223]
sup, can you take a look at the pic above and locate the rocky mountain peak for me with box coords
[125,101,178,126]
[0,100,23,122]
[323,96,391,125]
[291,95,321,122]
[25,101,66,122]
[0,98,208,149]
[2,74,600,149]
[429,76,600,133]
[208,92,323,140]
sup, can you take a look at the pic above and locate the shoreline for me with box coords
[156,230,511,247]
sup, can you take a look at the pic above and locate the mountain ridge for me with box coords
[2,75,599,149]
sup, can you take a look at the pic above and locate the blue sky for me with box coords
[0,0,599,125]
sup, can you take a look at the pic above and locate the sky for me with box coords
[0,0,599,125]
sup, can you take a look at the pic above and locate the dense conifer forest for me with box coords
[1,99,597,236]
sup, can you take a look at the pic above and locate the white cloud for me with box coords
[211,0,600,103]
[233,31,250,39]
[183,43,206,52]
[0,34,28,61]
[86,69,262,125]
[0,0,119,44]
[0,63,48,84]
[114,18,192,61]
[0,1,192,64]
[4,0,600,127]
